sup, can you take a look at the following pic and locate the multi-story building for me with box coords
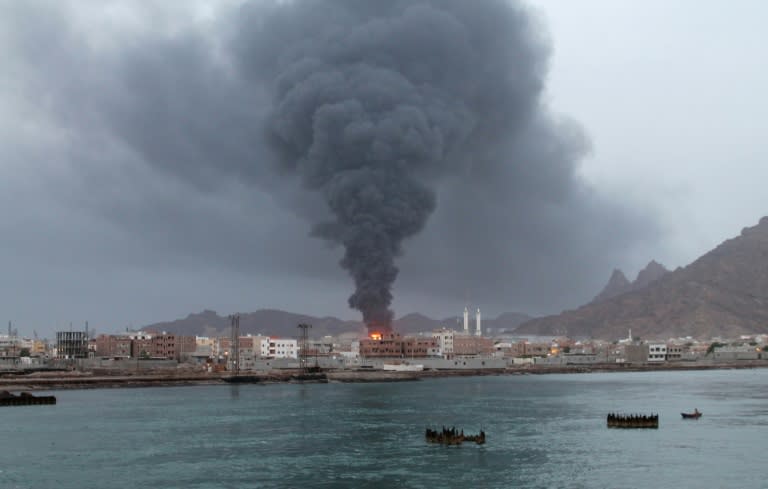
[196,336,215,352]
[648,344,667,362]
[666,344,683,361]
[503,342,550,358]
[95,332,195,360]
[359,333,438,358]
[431,329,455,357]
[453,335,494,356]
[0,335,21,357]
[261,337,298,359]
[95,334,133,357]
[55,331,89,359]
[130,333,153,358]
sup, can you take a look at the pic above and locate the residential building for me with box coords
[431,328,455,357]
[359,333,438,358]
[453,335,494,356]
[648,343,667,362]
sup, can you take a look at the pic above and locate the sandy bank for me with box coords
[0,362,765,392]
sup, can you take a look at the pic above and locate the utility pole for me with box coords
[9,321,16,362]
[229,314,240,375]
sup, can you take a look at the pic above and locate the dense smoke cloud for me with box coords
[235,1,549,330]
[1,0,659,330]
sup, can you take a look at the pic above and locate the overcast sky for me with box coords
[1,0,766,337]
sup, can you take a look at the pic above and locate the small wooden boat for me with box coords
[0,391,56,406]
[290,372,328,383]
[681,410,702,419]
[222,375,262,384]
[425,427,485,445]
[606,413,659,429]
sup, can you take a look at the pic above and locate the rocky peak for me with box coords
[634,260,668,289]
[592,269,631,303]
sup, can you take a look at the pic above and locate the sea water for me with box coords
[1,368,766,489]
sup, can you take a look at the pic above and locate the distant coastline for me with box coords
[2,361,767,392]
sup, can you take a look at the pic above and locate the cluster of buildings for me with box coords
[1,312,767,371]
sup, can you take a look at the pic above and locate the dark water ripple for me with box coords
[0,369,766,488]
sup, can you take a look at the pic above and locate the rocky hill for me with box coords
[515,217,768,340]
[141,309,532,339]
[142,309,363,339]
[591,260,669,304]
[591,269,632,303]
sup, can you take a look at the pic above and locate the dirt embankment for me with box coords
[1,361,766,391]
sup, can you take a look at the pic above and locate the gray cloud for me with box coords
[1,0,660,334]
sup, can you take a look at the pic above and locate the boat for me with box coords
[606,413,659,429]
[681,409,702,419]
[425,427,486,445]
[290,373,328,383]
[0,391,56,406]
[222,375,262,384]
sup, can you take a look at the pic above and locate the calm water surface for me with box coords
[1,368,767,489]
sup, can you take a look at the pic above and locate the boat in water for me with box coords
[222,375,262,384]
[681,409,702,419]
[425,427,485,445]
[606,413,659,429]
[0,391,56,406]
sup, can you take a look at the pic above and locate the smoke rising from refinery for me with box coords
[1,0,661,331]
[243,0,545,331]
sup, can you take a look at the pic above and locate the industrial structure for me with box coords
[55,331,89,359]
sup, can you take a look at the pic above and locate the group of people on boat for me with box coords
[425,426,485,445]
[606,413,659,428]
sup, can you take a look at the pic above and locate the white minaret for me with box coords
[475,308,482,337]
[463,307,469,335]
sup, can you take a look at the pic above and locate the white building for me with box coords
[648,343,667,362]
[260,337,298,359]
[432,329,455,357]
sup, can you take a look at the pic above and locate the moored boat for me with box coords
[0,391,56,406]
[222,375,262,384]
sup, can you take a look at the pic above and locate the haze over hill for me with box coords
[515,217,768,340]
[141,310,532,339]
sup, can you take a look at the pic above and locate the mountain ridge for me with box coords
[591,260,669,304]
[139,309,532,339]
[516,216,768,340]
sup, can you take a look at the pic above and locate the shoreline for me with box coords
[1,361,766,392]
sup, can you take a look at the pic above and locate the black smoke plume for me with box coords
[236,0,549,332]
[2,0,659,330]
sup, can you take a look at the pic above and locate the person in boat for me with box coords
[694,408,700,415]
